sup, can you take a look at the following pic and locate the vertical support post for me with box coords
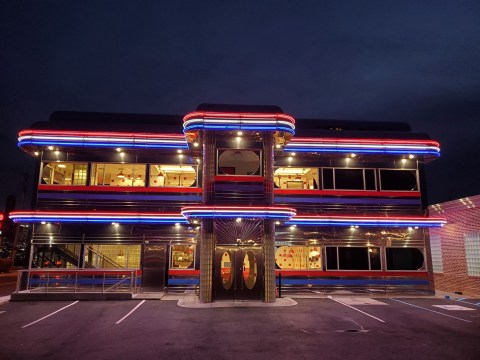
[199,130,215,303]
[263,132,276,302]
[199,219,214,303]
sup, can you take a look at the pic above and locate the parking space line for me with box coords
[328,296,385,323]
[21,301,79,328]
[452,299,480,307]
[390,299,472,323]
[115,300,146,325]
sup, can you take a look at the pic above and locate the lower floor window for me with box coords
[385,247,424,270]
[326,247,381,270]
[170,245,195,269]
[275,246,321,270]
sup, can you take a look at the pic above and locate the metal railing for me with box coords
[15,269,141,294]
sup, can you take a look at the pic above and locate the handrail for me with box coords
[15,269,141,294]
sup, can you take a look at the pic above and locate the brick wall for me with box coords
[429,196,480,296]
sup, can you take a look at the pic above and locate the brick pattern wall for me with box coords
[429,200,480,296]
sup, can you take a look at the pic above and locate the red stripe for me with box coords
[274,189,421,197]
[275,270,428,278]
[38,185,203,193]
[214,175,264,182]
[19,129,185,138]
[169,269,200,276]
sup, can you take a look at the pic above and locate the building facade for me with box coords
[10,104,445,302]
[429,195,480,296]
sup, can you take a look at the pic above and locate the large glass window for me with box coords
[464,232,480,276]
[41,162,87,185]
[275,246,321,270]
[274,168,319,189]
[170,245,195,269]
[91,163,146,187]
[326,247,381,270]
[430,235,444,273]
[322,168,377,191]
[379,169,418,191]
[386,247,424,270]
[217,149,261,175]
[150,165,197,187]
[84,244,141,269]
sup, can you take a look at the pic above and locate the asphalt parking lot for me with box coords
[0,295,479,360]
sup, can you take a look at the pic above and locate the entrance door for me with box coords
[214,246,263,300]
[142,244,166,291]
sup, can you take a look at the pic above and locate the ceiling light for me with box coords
[401,158,407,163]
[408,154,415,159]
[48,146,54,150]
[275,144,281,149]
[116,148,122,152]
[237,131,243,136]
[350,153,356,158]
[236,218,242,222]
[193,142,199,147]
[177,150,182,153]
[58,163,66,168]
[117,170,125,179]
[34,151,39,156]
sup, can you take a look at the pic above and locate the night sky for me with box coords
[1,1,479,211]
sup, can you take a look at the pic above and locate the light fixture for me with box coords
[175,223,180,227]
[236,218,242,223]
[350,153,356,158]
[193,142,199,147]
[275,221,280,225]
[237,131,243,136]
[116,148,122,152]
[177,150,182,153]
[401,158,407,164]
[291,152,296,156]
[236,136,241,141]
[275,144,281,149]
[48,146,54,150]
[34,151,39,156]
[408,154,415,159]
[58,163,66,168]
[54,150,60,155]
[288,156,293,162]
[117,170,125,179]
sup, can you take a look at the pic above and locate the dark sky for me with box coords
[1,0,479,211]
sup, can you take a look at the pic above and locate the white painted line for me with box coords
[328,296,385,323]
[453,299,480,307]
[335,297,388,306]
[0,311,5,315]
[432,305,476,311]
[390,299,472,323]
[22,301,79,328]
[115,300,146,325]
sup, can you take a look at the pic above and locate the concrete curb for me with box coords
[10,292,132,301]
[177,295,298,308]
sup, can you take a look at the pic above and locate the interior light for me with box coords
[41,221,46,225]
[58,163,66,168]
[288,156,293,162]
[414,226,419,229]
[117,170,125,179]
[175,223,180,227]
[111,222,119,227]
[408,227,413,231]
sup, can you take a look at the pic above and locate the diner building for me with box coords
[10,104,445,302]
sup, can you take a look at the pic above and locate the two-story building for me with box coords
[10,104,445,302]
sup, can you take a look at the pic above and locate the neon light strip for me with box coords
[181,206,296,220]
[183,111,296,124]
[18,130,188,149]
[285,138,440,156]
[9,211,188,224]
[183,111,296,134]
[286,215,446,227]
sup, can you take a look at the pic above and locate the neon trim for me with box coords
[18,130,188,150]
[285,215,446,227]
[38,185,203,193]
[9,211,188,224]
[284,137,440,156]
[181,206,296,220]
[183,111,295,124]
[274,189,421,197]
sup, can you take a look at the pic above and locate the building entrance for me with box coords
[213,246,264,300]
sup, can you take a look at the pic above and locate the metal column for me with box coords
[263,132,276,302]
[199,130,215,303]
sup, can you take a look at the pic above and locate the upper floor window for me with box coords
[217,149,262,176]
[379,169,418,191]
[150,165,197,187]
[274,167,319,189]
[322,168,376,191]
[91,163,146,187]
[41,162,87,185]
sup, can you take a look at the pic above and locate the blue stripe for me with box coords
[276,279,428,286]
[168,278,200,285]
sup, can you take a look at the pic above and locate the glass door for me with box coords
[214,246,263,300]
